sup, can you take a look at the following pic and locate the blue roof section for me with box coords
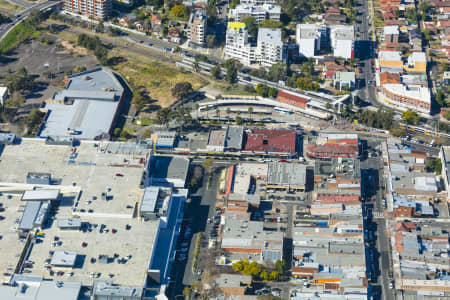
[148,192,185,284]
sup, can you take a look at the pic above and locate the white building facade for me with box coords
[330,25,354,59]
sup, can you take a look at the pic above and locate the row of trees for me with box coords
[358,109,395,130]
[255,84,277,98]
[156,106,193,127]
[232,259,286,281]
[77,34,109,65]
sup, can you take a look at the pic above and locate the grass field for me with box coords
[0,21,37,53]
[213,83,257,96]
[113,59,207,108]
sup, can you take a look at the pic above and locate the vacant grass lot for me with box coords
[113,59,207,108]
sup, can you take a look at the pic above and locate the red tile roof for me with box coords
[317,194,360,203]
[243,129,297,155]
[277,90,309,105]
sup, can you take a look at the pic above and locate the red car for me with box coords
[115,173,124,177]
[280,159,287,162]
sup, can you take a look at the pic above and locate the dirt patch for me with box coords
[59,40,89,56]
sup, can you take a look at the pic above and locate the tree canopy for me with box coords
[401,109,420,125]
[171,82,193,100]
[171,4,188,19]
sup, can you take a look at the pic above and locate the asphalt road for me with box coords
[360,139,394,300]
[0,0,60,41]
[169,166,227,298]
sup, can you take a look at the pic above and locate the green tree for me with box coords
[27,108,44,131]
[113,128,122,137]
[248,107,254,122]
[260,270,269,280]
[171,82,193,100]
[435,89,447,108]
[401,109,420,125]
[226,107,231,119]
[444,111,450,121]
[132,90,146,111]
[242,16,257,36]
[267,62,289,82]
[5,91,24,108]
[268,87,278,98]
[405,8,418,23]
[95,22,105,33]
[255,84,269,97]
[269,270,278,280]
[206,34,216,48]
[426,158,442,175]
[156,107,172,126]
[229,0,239,9]
[235,115,243,125]
[296,77,319,91]
[210,65,221,79]
[275,260,286,274]
[171,4,188,19]
[259,19,283,28]
[325,102,332,110]
[225,62,238,83]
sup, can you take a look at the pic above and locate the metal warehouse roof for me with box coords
[21,190,59,201]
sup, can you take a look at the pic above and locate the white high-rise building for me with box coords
[188,10,207,46]
[296,24,322,58]
[256,28,286,67]
[224,22,256,66]
[330,25,354,59]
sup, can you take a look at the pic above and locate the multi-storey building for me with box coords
[330,25,354,59]
[256,28,286,67]
[224,22,256,65]
[380,83,431,114]
[188,10,207,46]
[63,0,111,20]
[229,4,280,23]
[296,24,323,57]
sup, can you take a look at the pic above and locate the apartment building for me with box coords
[188,10,207,46]
[224,22,256,65]
[225,24,285,67]
[256,28,286,67]
[64,0,112,20]
[296,24,323,57]
[229,4,280,23]
[330,25,354,59]
[380,83,431,114]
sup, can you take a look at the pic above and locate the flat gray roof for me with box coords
[57,218,82,229]
[258,28,283,46]
[155,131,176,147]
[93,281,143,297]
[215,274,251,288]
[267,162,306,187]
[50,251,77,267]
[141,186,160,214]
[225,126,244,150]
[40,68,125,140]
[19,201,42,231]
[149,156,189,185]
[0,278,81,300]
[21,190,59,201]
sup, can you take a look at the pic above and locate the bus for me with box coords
[274,107,292,114]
